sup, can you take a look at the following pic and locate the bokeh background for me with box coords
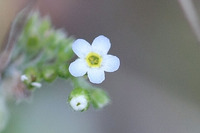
[1,0,200,133]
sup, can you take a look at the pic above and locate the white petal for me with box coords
[88,68,105,84]
[31,82,42,88]
[92,35,111,55]
[72,39,92,58]
[21,75,28,81]
[102,55,120,72]
[70,96,88,111]
[69,59,88,77]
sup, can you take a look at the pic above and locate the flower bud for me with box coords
[21,67,42,90]
[38,17,51,34]
[68,88,90,112]
[20,74,42,90]
[42,66,57,82]
[26,35,40,51]
[58,39,74,62]
[55,29,67,42]
[57,64,69,79]
[90,88,110,109]
[24,12,39,35]
[23,67,41,89]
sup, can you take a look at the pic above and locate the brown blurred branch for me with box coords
[178,0,200,43]
[0,0,37,79]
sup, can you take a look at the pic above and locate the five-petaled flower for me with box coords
[69,35,120,84]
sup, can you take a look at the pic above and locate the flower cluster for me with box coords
[1,12,120,129]
[9,12,118,112]
[0,8,121,132]
[14,12,74,90]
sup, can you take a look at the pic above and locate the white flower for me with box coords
[70,95,88,111]
[20,75,28,81]
[20,75,42,88]
[69,35,120,84]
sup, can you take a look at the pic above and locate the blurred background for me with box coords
[1,0,200,133]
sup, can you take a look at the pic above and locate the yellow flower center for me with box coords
[86,52,102,68]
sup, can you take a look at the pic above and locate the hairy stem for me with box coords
[0,0,36,79]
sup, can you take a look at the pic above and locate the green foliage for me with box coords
[16,12,74,87]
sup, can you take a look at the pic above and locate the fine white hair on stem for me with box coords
[178,0,200,43]
[0,1,37,78]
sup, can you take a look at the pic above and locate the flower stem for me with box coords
[0,0,36,79]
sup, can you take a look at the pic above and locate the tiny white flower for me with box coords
[31,82,42,88]
[69,35,120,84]
[20,75,28,82]
[70,95,88,111]
[20,74,42,88]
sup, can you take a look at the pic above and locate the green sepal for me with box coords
[90,88,110,109]
[41,65,57,82]
[57,64,70,79]
[26,35,41,50]
[57,39,74,62]
[23,67,41,90]
[38,16,51,34]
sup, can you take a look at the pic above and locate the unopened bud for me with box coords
[24,67,41,84]
[42,66,57,82]
[68,88,90,112]
[57,64,69,79]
